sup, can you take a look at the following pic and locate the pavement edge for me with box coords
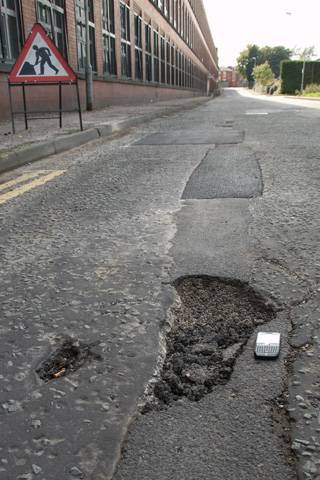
[0,97,211,176]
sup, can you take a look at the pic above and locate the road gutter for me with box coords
[0,98,211,175]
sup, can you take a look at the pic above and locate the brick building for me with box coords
[0,0,219,120]
[219,67,243,87]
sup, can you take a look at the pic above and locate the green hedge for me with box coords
[280,60,320,94]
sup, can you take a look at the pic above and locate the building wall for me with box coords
[0,0,219,120]
[219,68,243,88]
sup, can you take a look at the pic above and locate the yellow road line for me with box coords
[0,170,65,206]
[0,171,47,192]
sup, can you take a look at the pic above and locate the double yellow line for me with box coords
[0,170,65,206]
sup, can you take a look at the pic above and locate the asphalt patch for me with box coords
[36,337,102,382]
[134,129,244,145]
[152,277,275,406]
[182,146,263,199]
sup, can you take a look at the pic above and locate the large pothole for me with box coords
[152,276,275,406]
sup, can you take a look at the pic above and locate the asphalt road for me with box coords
[0,89,320,480]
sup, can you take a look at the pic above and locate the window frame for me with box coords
[170,44,175,85]
[36,0,68,60]
[0,0,23,64]
[102,0,116,76]
[166,40,170,85]
[120,1,131,78]
[145,21,152,82]
[75,0,97,73]
[153,29,159,83]
[134,12,143,81]
[160,35,165,84]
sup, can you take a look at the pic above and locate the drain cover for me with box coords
[255,332,281,358]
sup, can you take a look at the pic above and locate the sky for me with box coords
[203,0,320,67]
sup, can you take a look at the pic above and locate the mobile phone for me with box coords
[255,332,281,359]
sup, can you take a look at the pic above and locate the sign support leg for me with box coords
[59,82,62,128]
[22,83,28,130]
[8,81,15,134]
[76,81,83,131]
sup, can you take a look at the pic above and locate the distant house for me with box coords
[219,67,244,87]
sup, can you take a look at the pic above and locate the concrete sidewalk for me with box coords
[0,96,210,174]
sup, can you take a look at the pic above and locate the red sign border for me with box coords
[9,23,77,84]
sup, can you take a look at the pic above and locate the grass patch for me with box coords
[303,92,320,97]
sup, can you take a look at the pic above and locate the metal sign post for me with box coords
[8,80,83,134]
[8,23,83,133]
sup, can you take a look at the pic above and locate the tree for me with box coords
[293,47,316,92]
[260,46,291,78]
[253,62,274,87]
[294,46,316,61]
[237,45,292,84]
[236,44,262,86]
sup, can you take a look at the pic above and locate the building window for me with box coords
[172,0,176,28]
[120,0,131,78]
[191,21,193,48]
[102,0,116,76]
[153,32,160,82]
[169,0,173,24]
[153,30,159,83]
[185,9,188,41]
[160,35,165,83]
[175,49,178,85]
[185,57,189,87]
[186,58,191,87]
[175,0,178,30]
[186,11,189,44]
[164,0,169,17]
[181,53,184,87]
[0,0,22,62]
[103,34,116,75]
[182,54,185,87]
[177,0,181,34]
[171,44,175,85]
[36,0,67,59]
[134,13,142,80]
[181,3,184,38]
[76,0,97,72]
[191,61,194,88]
[145,22,152,82]
[166,41,170,85]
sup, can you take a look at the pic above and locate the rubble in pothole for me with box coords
[152,276,275,406]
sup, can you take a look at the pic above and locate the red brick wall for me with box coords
[219,69,243,88]
[21,1,36,38]
[0,0,217,121]
[0,71,202,121]
[65,1,78,71]
[93,0,104,76]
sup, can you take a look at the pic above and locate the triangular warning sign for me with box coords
[9,23,76,83]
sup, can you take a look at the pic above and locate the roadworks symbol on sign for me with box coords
[9,23,76,83]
